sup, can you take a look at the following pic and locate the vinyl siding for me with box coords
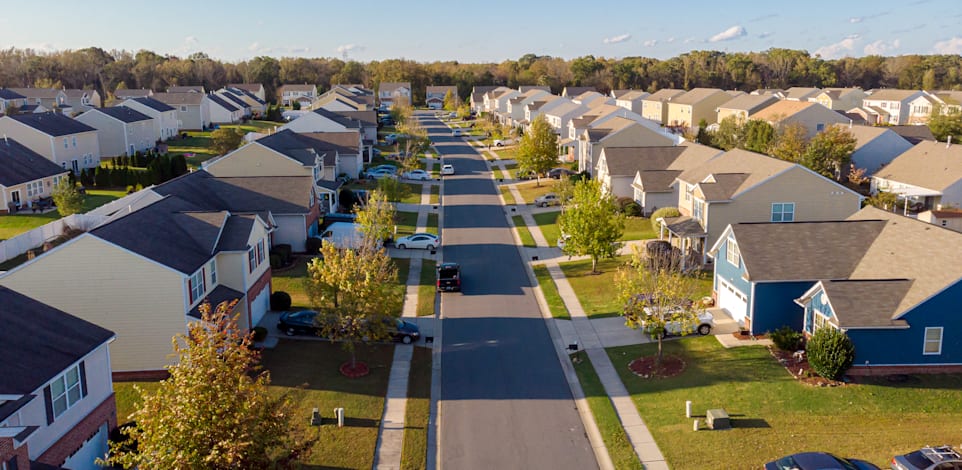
[0,235,186,372]
[851,131,913,175]
[204,144,310,178]
[752,281,813,334]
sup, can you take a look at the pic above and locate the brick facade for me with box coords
[0,436,30,470]
[245,266,272,327]
[36,393,117,468]
[113,370,170,381]
[848,364,962,376]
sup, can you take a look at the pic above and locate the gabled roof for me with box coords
[717,94,778,114]
[151,91,205,106]
[601,146,685,176]
[519,86,551,93]
[280,84,317,92]
[0,138,69,187]
[128,96,175,112]
[817,279,913,328]
[616,90,650,101]
[643,88,685,102]
[5,112,96,136]
[0,88,26,100]
[62,89,98,100]
[218,91,250,109]
[379,82,411,93]
[168,85,205,93]
[84,106,152,124]
[544,100,586,117]
[873,140,962,191]
[669,88,728,106]
[207,94,238,112]
[887,125,935,144]
[303,131,360,154]
[842,124,909,152]
[228,83,264,93]
[633,142,723,192]
[7,87,60,99]
[426,85,456,94]
[187,284,244,319]
[336,110,377,127]
[751,100,825,122]
[313,108,362,129]
[562,86,595,96]
[783,87,821,100]
[0,286,114,395]
[865,89,923,101]
[679,148,793,201]
[226,87,267,105]
[254,129,328,166]
[114,89,152,98]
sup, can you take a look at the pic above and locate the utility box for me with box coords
[706,408,730,430]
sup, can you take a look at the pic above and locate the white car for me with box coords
[395,233,440,250]
[493,138,514,147]
[641,307,715,336]
[402,169,432,181]
[556,234,571,249]
[366,168,398,180]
[533,193,560,207]
[441,164,455,175]
[452,129,462,137]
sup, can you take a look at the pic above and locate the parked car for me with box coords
[448,112,458,118]
[437,262,461,292]
[452,128,462,137]
[557,233,571,249]
[395,233,439,250]
[547,167,576,179]
[441,164,455,175]
[368,164,398,173]
[384,134,398,145]
[277,310,421,344]
[641,307,715,336]
[892,446,962,470]
[402,169,432,181]
[493,138,514,147]
[533,193,560,207]
[366,168,398,180]
[765,452,879,470]
[516,169,538,180]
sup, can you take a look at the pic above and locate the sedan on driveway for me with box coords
[402,169,432,181]
[548,167,576,179]
[367,168,398,180]
[441,164,455,175]
[765,452,879,470]
[395,233,439,250]
[533,193,560,207]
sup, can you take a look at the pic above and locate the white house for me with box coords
[121,97,179,141]
[76,107,155,157]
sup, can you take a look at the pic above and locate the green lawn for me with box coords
[533,264,569,320]
[222,120,281,133]
[399,183,422,204]
[429,185,439,205]
[533,211,561,247]
[500,186,516,205]
[402,346,433,469]
[620,217,657,241]
[417,262,436,317]
[494,147,519,160]
[0,189,127,240]
[515,181,556,205]
[272,255,408,313]
[113,340,396,469]
[430,163,440,178]
[492,166,507,181]
[426,213,438,234]
[511,215,536,247]
[609,337,962,468]
[571,352,643,470]
[559,256,630,319]
[395,211,418,237]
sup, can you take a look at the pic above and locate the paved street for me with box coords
[425,112,597,469]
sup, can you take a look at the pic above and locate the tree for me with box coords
[557,179,625,273]
[105,300,311,469]
[442,89,458,112]
[743,119,776,154]
[51,180,84,216]
[711,116,745,150]
[801,125,857,180]
[305,242,403,369]
[805,327,855,380]
[516,115,559,186]
[354,189,395,245]
[552,176,576,214]
[616,247,702,366]
[767,123,808,163]
[209,128,244,155]
[929,108,962,143]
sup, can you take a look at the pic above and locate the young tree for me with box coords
[354,189,395,245]
[105,300,311,469]
[376,176,407,203]
[616,247,702,366]
[711,116,745,150]
[52,181,84,216]
[767,123,808,163]
[442,89,458,112]
[801,125,857,180]
[552,175,576,214]
[928,108,962,143]
[557,179,625,273]
[209,127,244,155]
[305,243,403,369]
[742,119,776,154]
[516,115,559,186]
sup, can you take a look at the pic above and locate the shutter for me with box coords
[43,385,54,424]
[79,361,88,398]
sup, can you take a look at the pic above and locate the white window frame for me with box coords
[771,202,795,222]
[726,236,740,266]
[248,247,257,273]
[189,268,206,303]
[208,260,217,286]
[923,327,943,355]
[684,184,693,202]
[51,364,84,418]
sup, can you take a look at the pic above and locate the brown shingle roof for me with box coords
[680,148,793,200]
[751,100,819,122]
[669,88,727,106]
[873,140,962,191]
[600,146,685,176]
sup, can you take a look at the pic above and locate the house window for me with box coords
[72,136,77,147]
[208,260,217,286]
[257,239,266,264]
[248,247,256,272]
[189,268,206,303]
[685,184,693,202]
[771,203,795,222]
[725,236,740,266]
[51,364,85,418]
[941,220,948,227]
[693,198,705,222]
[63,138,68,149]
[924,327,943,355]
[180,105,188,112]
[816,123,825,132]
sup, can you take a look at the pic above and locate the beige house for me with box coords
[221,87,268,117]
[641,88,685,125]
[121,97,180,141]
[917,209,962,233]
[228,83,266,102]
[577,116,676,175]
[862,89,939,125]
[661,148,862,265]
[112,88,152,102]
[666,88,743,130]
[614,90,650,115]
[0,89,27,114]
[871,140,962,213]
[278,84,318,107]
[0,195,274,373]
[750,101,849,139]
[0,112,100,172]
[782,87,821,101]
[0,138,69,213]
[810,88,866,110]
[75,107,155,157]
[151,92,211,130]
[715,94,778,123]
[630,142,723,215]
[8,88,67,110]
[426,85,457,109]
[377,82,412,108]
[62,89,101,113]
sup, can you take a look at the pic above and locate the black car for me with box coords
[765,452,879,470]
[436,262,461,292]
[276,310,421,344]
[547,167,576,179]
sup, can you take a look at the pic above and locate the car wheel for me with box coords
[286,327,296,336]
[426,244,435,250]
[401,335,413,344]
[697,324,712,335]
[397,244,406,249]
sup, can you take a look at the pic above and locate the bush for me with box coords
[269,253,282,269]
[274,244,292,264]
[269,291,292,311]
[770,326,805,351]
[305,237,323,255]
[649,207,681,232]
[251,326,268,342]
[619,199,641,217]
[806,327,855,380]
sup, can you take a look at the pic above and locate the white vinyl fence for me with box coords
[0,213,107,265]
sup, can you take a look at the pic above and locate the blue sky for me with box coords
[2,0,960,62]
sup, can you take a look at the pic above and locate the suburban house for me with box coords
[810,87,867,110]
[917,208,962,233]
[844,125,913,175]
[597,145,684,199]
[862,89,939,125]
[0,138,69,213]
[216,90,252,118]
[710,207,962,374]
[0,193,274,373]
[871,140,962,213]
[933,90,962,114]
[632,142,722,217]
[221,87,267,117]
[0,286,116,470]
[543,99,588,136]
[76,107,155,158]
[749,100,849,139]
[888,125,936,145]
[614,90,650,114]
[207,94,242,124]
[576,115,677,174]
[640,88,685,125]
[121,97,179,141]
[152,92,211,130]
[279,107,376,156]
[311,87,372,112]
[782,87,822,101]
[751,89,786,99]
[228,83,266,102]
[489,89,522,122]
[426,85,457,109]
[572,91,611,108]
[301,131,364,179]
[62,89,101,114]
[562,86,595,97]
[167,85,205,94]
[715,94,778,123]
[278,84,318,107]
[377,82,412,108]
[659,148,862,266]
[8,88,68,110]
[0,89,27,114]
[522,95,563,132]
[336,110,379,147]
[0,112,101,172]
[505,88,551,126]
[112,88,152,101]
[470,86,502,113]
[665,88,742,130]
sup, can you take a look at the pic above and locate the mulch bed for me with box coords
[769,347,843,387]
[339,361,370,378]
[628,354,686,379]
[732,331,768,341]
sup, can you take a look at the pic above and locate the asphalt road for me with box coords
[423,111,597,470]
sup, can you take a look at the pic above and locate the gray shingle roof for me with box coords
[313,108,361,129]
[0,138,68,186]
[680,148,793,201]
[600,146,685,176]
[130,96,175,112]
[207,94,238,112]
[187,284,244,319]
[819,279,912,328]
[0,89,26,100]
[88,106,152,124]
[6,112,96,136]
[256,129,330,166]
[873,140,962,191]
[152,92,204,106]
[154,170,313,217]
[218,91,249,109]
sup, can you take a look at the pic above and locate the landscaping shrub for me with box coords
[305,237,323,255]
[251,326,268,342]
[274,244,292,264]
[269,291,292,311]
[269,253,282,269]
[806,327,855,380]
[770,326,805,351]
[619,199,641,217]
[649,207,681,232]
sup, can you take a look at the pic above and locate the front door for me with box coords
[11,190,20,208]
[71,159,79,174]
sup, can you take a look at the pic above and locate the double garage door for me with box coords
[717,279,749,323]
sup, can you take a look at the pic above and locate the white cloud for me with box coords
[184,36,198,45]
[849,17,863,23]
[643,39,658,47]
[863,39,900,55]
[665,37,675,43]
[934,36,962,54]
[248,42,260,52]
[683,37,697,44]
[709,25,747,42]
[758,32,773,39]
[815,34,860,59]
[603,33,631,44]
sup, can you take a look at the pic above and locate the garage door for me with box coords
[63,422,108,470]
[717,279,748,323]
[250,288,270,328]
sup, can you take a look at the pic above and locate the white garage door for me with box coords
[63,422,108,470]
[250,288,270,327]
[717,279,748,323]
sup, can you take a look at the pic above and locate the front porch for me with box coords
[657,215,709,269]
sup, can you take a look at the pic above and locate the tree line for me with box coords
[3,47,962,106]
